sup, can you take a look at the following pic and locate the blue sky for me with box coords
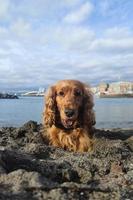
[0,0,133,90]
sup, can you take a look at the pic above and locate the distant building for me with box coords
[22,88,45,96]
[108,82,133,94]
[96,81,133,97]
[91,87,98,94]
[98,83,109,93]
[120,82,133,93]
[38,87,45,94]
[22,91,39,96]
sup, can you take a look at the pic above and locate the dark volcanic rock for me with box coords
[0,93,18,99]
[0,121,133,200]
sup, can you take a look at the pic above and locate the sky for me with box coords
[0,0,133,90]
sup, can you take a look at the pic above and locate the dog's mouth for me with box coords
[62,119,75,129]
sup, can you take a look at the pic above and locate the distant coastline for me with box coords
[100,93,133,98]
[91,81,133,98]
[21,81,133,98]
[1,81,133,98]
[21,88,45,97]
[0,93,19,99]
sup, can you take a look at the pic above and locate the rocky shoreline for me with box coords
[0,93,18,99]
[0,121,133,200]
[100,93,133,98]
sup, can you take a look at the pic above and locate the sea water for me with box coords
[0,96,133,128]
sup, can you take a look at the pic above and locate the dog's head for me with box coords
[44,80,95,129]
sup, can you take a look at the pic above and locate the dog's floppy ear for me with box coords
[82,85,96,127]
[43,86,56,127]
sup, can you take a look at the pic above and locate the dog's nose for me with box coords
[65,109,75,118]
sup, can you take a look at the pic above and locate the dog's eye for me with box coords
[58,91,64,96]
[74,90,82,96]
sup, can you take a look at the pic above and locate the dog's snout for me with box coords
[65,109,75,118]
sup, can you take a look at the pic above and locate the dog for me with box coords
[42,80,95,152]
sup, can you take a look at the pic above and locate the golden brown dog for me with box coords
[42,80,95,152]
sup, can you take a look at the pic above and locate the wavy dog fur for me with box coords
[42,80,95,152]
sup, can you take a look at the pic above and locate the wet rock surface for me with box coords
[0,121,133,200]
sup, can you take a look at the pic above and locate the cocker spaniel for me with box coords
[42,80,95,152]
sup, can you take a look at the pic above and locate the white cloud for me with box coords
[104,27,132,39]
[63,2,94,24]
[54,25,95,52]
[62,0,80,7]
[13,0,80,20]
[0,22,133,88]
[0,0,10,19]
[0,27,8,39]
[10,18,31,38]
[90,38,133,53]
[89,27,133,54]
[0,0,133,89]
[53,25,133,55]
